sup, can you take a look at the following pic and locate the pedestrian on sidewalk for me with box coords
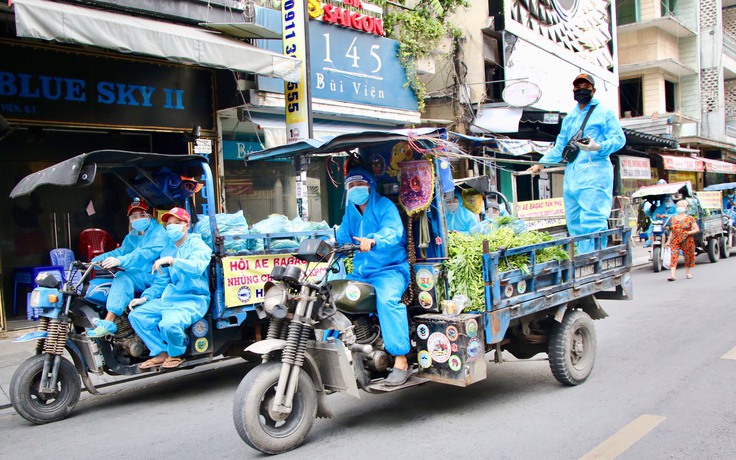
[664,200,699,281]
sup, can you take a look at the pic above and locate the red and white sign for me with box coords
[702,158,736,174]
[661,155,705,172]
[308,0,385,36]
[618,155,651,179]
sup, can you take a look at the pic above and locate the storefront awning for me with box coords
[12,0,300,82]
[701,158,736,174]
[659,154,704,172]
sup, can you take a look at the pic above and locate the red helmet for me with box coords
[127,198,151,216]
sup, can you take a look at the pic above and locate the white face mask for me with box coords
[676,206,686,214]
[446,202,459,212]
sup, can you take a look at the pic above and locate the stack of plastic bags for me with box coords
[470,216,527,236]
[249,214,331,251]
[193,210,250,253]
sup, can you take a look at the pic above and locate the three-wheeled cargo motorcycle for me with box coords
[230,129,634,454]
[8,151,330,424]
[632,180,732,271]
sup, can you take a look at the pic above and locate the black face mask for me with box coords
[574,88,593,104]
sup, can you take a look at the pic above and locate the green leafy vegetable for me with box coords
[444,228,570,311]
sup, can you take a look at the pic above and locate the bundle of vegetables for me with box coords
[444,227,570,312]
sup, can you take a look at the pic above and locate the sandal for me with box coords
[140,354,167,369]
[162,356,186,369]
[667,277,675,282]
[686,274,693,279]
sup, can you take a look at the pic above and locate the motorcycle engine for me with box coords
[114,316,147,358]
[351,316,389,372]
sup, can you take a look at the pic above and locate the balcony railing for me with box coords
[726,124,736,138]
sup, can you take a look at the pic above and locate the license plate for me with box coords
[653,225,663,233]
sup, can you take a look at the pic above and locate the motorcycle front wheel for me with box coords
[10,354,81,424]
[233,361,318,455]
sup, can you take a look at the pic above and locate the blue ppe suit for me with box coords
[336,170,410,357]
[644,199,676,244]
[129,233,212,357]
[723,194,735,211]
[91,220,167,316]
[446,191,479,233]
[539,98,626,254]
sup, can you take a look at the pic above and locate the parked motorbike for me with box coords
[233,239,411,454]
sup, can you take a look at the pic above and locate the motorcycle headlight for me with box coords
[263,282,287,315]
[29,290,41,307]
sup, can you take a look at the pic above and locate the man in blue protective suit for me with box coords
[87,198,167,338]
[128,207,212,369]
[527,73,626,253]
[336,168,412,386]
[643,196,677,247]
[445,191,479,233]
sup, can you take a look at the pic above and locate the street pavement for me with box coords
[6,242,734,460]
[0,242,654,410]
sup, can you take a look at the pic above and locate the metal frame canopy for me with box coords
[243,128,447,162]
[12,0,301,82]
[10,150,209,209]
[704,182,736,191]
[630,181,693,199]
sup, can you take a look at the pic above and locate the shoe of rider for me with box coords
[384,367,411,387]
[87,318,118,338]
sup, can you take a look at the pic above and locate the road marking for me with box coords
[579,414,666,460]
[721,346,736,360]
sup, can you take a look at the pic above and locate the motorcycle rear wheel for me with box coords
[10,354,81,424]
[233,361,318,455]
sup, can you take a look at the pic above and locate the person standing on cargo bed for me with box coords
[527,74,626,254]
[336,168,412,387]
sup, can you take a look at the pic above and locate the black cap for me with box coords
[573,73,595,87]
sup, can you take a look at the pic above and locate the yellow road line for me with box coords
[579,414,666,460]
[721,346,736,360]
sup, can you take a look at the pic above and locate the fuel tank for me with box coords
[327,280,377,314]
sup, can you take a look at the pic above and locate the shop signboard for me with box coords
[222,254,328,307]
[662,155,705,172]
[257,9,417,112]
[0,40,215,130]
[618,155,651,180]
[223,140,264,160]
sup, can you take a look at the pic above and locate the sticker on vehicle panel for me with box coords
[417,324,430,340]
[415,268,434,291]
[446,325,459,341]
[427,332,451,363]
[418,291,433,309]
[504,284,514,297]
[237,286,252,303]
[448,355,462,372]
[451,343,459,353]
[517,280,527,294]
[467,337,481,360]
[418,350,432,368]
[192,319,208,338]
[345,284,361,302]
[194,338,209,353]
[466,319,479,338]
